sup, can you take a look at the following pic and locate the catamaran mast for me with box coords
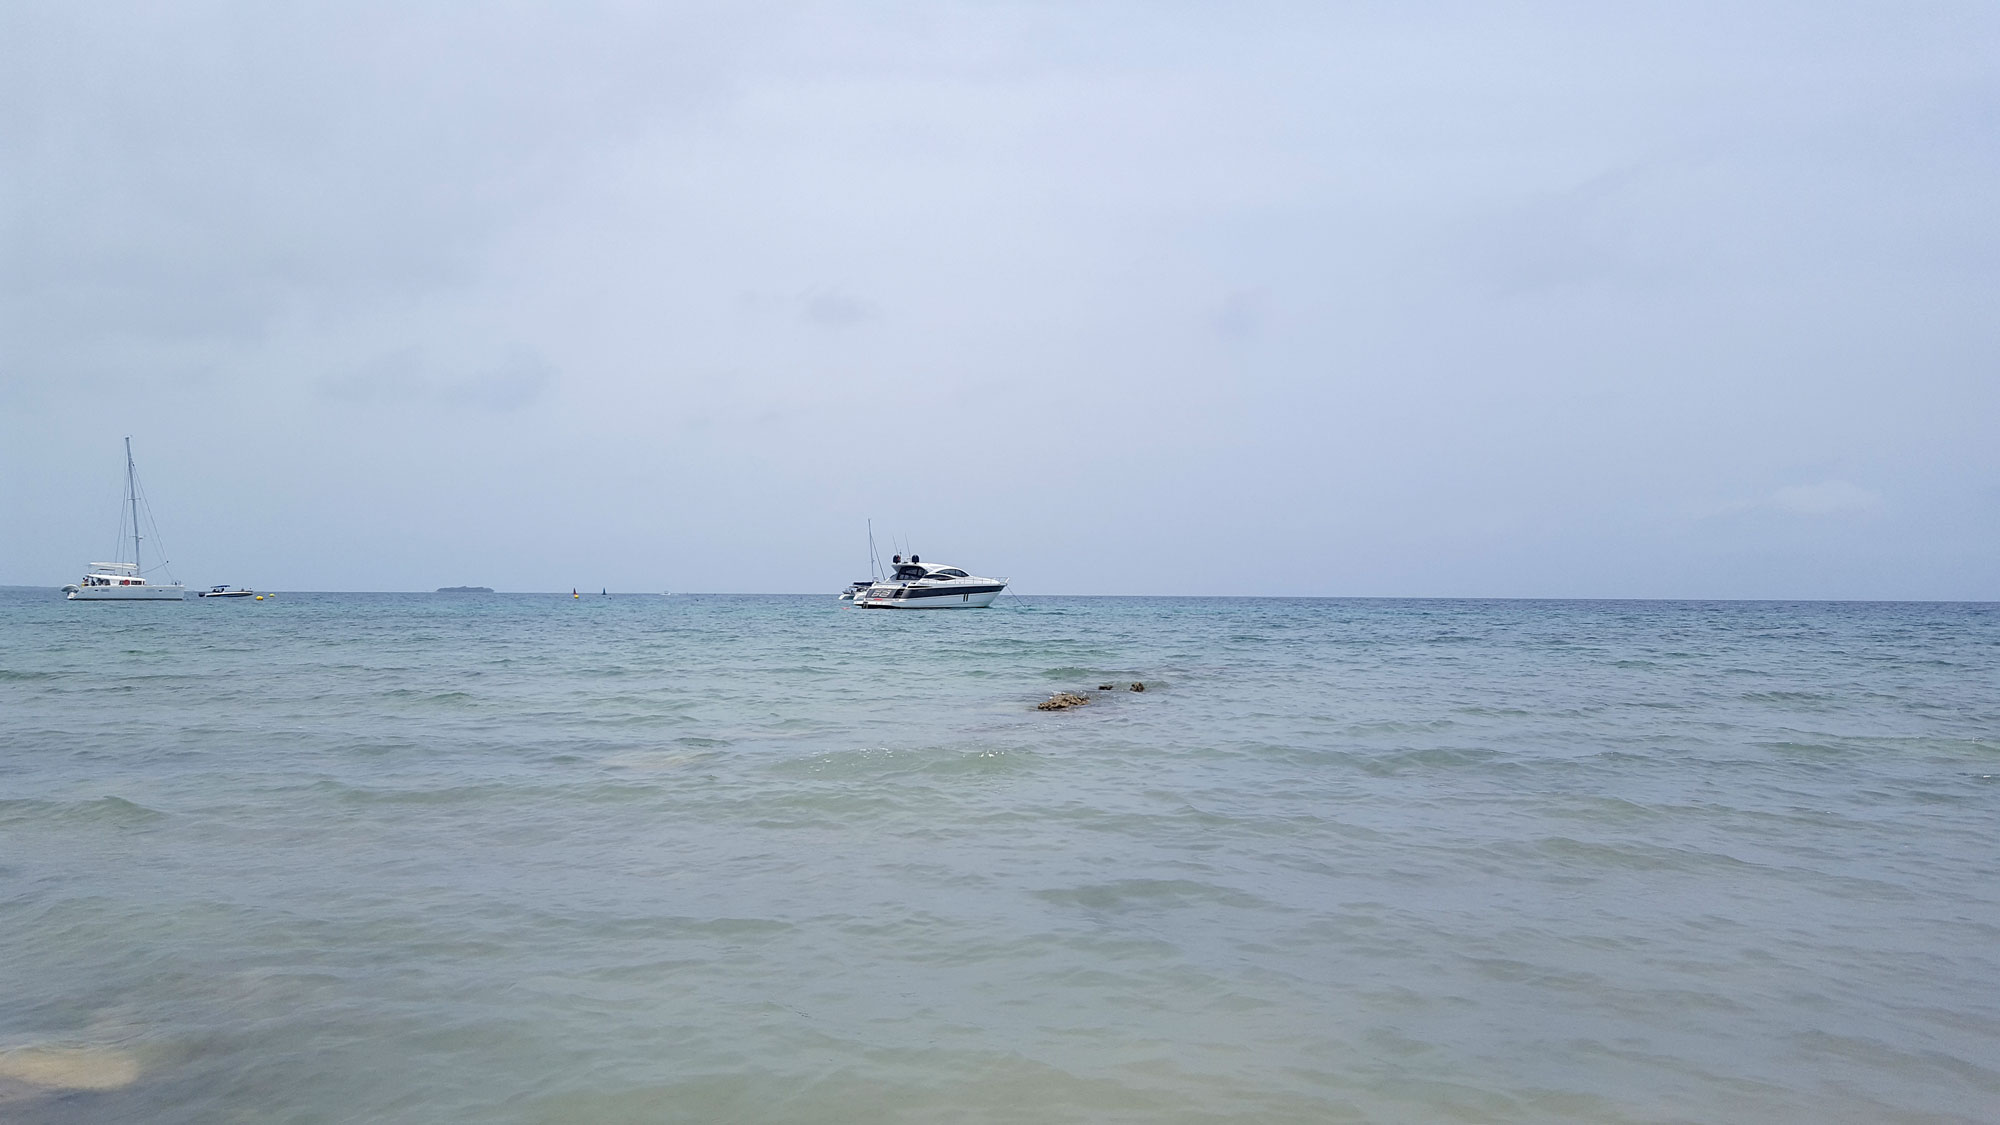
[126,436,141,576]
[867,519,881,580]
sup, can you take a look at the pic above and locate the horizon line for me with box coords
[3,585,1995,605]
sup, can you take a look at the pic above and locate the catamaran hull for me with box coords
[857,584,1004,609]
[66,585,185,601]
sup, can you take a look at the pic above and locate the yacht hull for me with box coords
[67,585,185,601]
[857,584,1004,609]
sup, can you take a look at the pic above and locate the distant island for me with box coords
[436,586,494,594]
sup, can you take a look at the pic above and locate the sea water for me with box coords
[1,590,1995,1123]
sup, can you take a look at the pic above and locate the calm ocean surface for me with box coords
[1,589,1996,1123]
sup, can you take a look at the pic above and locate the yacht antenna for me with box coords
[126,436,141,576]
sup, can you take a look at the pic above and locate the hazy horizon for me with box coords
[8,586,1997,605]
[6,3,1996,600]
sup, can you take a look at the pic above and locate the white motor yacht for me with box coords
[63,439,186,602]
[855,555,1007,609]
[198,585,258,598]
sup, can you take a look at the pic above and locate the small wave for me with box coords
[0,1045,140,1092]
[1756,740,1858,757]
[1338,719,1458,736]
[1355,746,1514,775]
[1038,666,1120,681]
[1528,835,1755,874]
[1741,690,1837,704]
[0,795,166,828]
[771,744,1036,780]
[1544,795,1662,823]
[381,689,479,706]
[1036,878,1271,913]
[601,749,716,771]
[314,779,515,806]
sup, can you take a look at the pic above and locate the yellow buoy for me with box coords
[255,595,264,600]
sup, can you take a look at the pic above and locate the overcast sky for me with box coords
[3,2,1995,596]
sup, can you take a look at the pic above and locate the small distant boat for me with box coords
[198,585,257,598]
[837,580,873,602]
[63,439,185,602]
[854,554,1006,609]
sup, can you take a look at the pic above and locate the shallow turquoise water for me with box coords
[2,590,1997,1122]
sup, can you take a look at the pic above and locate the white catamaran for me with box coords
[63,438,186,601]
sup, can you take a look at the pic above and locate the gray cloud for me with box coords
[440,354,555,413]
[317,349,426,405]
[1461,166,1653,297]
[317,348,554,412]
[1212,289,1266,343]
[1768,481,1883,516]
[735,288,884,330]
[800,289,880,329]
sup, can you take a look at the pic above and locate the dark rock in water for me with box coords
[1129,682,1146,692]
[1098,683,1115,691]
[436,586,494,594]
[1037,692,1090,711]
